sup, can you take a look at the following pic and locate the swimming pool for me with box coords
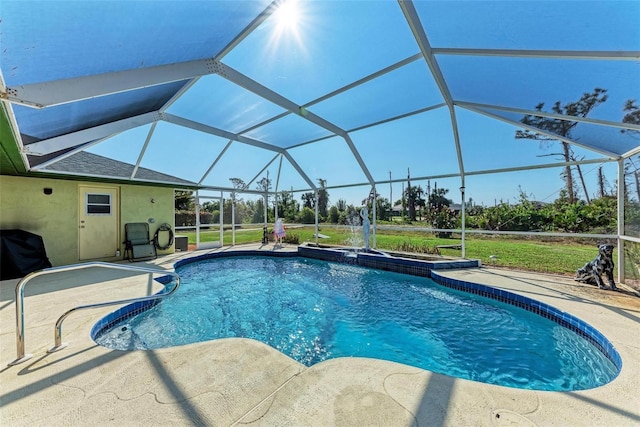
[94,255,619,391]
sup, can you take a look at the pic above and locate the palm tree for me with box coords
[404,185,425,221]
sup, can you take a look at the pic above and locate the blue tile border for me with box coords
[91,297,162,339]
[91,247,621,374]
[173,249,298,270]
[92,251,299,340]
[430,271,622,370]
[298,246,353,263]
[298,246,480,276]
[90,272,178,339]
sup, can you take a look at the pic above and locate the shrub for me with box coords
[465,194,617,233]
[282,234,300,244]
[297,207,316,224]
[338,206,359,225]
[431,207,458,238]
[175,210,213,226]
[391,241,440,255]
[328,206,339,223]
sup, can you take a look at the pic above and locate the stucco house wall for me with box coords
[0,175,175,267]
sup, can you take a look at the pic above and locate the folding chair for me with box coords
[123,223,157,261]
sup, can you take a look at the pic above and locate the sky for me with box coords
[63,0,639,208]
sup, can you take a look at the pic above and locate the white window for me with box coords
[86,193,112,215]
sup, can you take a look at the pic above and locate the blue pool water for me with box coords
[94,257,618,391]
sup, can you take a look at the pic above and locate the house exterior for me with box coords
[391,204,404,216]
[1,107,195,267]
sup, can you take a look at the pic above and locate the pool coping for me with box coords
[430,271,622,371]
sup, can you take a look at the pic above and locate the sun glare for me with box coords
[267,0,307,57]
[274,0,300,31]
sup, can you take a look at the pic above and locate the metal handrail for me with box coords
[9,261,180,366]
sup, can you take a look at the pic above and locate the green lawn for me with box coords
[178,225,610,277]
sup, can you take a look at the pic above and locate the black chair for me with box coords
[123,223,157,261]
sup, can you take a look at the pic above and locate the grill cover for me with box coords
[1,230,52,280]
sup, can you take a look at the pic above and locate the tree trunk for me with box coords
[576,164,590,204]
[598,167,605,198]
[562,142,575,203]
[407,169,415,221]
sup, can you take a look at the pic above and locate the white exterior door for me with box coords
[79,186,119,260]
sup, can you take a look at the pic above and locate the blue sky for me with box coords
[75,0,639,208]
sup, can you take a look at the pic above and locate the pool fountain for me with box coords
[343,210,364,249]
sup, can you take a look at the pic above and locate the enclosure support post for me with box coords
[263,192,268,229]
[195,190,201,249]
[460,185,466,258]
[274,195,278,222]
[220,191,224,246]
[617,159,625,283]
[231,192,236,246]
[315,189,319,246]
[372,184,377,249]
[275,155,283,221]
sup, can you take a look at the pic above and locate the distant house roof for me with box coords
[43,151,196,186]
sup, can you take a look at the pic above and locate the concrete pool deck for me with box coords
[1,243,639,426]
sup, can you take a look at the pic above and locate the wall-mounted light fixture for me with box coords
[150,198,156,203]
[43,188,53,195]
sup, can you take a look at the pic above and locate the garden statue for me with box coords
[575,244,617,290]
[360,207,370,251]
